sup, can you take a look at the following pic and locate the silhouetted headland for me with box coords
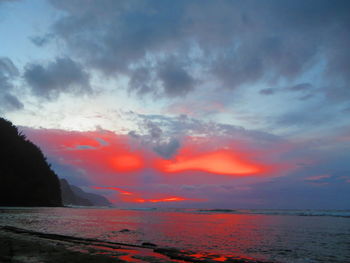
[0,117,62,206]
[60,178,111,207]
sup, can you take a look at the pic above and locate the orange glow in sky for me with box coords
[93,186,195,203]
[24,128,282,206]
[157,150,264,175]
[134,197,188,203]
[93,186,133,196]
[109,154,143,172]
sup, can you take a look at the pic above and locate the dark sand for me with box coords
[0,226,272,263]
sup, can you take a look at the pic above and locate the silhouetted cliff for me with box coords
[60,179,111,207]
[0,118,62,206]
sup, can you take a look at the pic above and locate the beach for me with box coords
[0,226,119,263]
[0,225,267,263]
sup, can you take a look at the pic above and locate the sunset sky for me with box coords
[1,0,349,208]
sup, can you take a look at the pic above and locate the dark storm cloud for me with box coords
[24,57,91,100]
[45,0,350,100]
[0,57,23,112]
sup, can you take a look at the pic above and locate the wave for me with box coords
[248,210,350,218]
[123,207,158,211]
[198,209,238,213]
[195,209,350,218]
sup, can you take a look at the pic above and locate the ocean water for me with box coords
[0,207,349,263]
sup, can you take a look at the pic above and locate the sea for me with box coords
[0,207,349,263]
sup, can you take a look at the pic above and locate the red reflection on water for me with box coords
[145,211,268,260]
[27,208,273,262]
[213,256,227,261]
[50,209,268,257]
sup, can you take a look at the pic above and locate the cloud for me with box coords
[128,67,153,96]
[144,120,162,139]
[93,186,197,204]
[166,100,226,117]
[19,122,350,208]
[126,111,289,166]
[127,57,196,98]
[128,118,180,159]
[131,112,283,146]
[24,57,91,100]
[1,93,23,111]
[21,127,147,186]
[22,122,287,181]
[30,34,53,47]
[0,57,23,112]
[287,83,312,92]
[276,108,333,128]
[157,58,196,97]
[156,149,267,175]
[42,0,350,102]
[304,174,331,181]
[153,138,180,159]
[0,57,18,78]
[259,88,276,95]
[259,83,313,99]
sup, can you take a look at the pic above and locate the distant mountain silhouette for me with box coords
[59,179,92,206]
[60,179,111,207]
[0,117,62,206]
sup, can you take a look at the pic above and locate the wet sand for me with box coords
[0,226,272,263]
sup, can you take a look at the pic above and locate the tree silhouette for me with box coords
[0,117,62,206]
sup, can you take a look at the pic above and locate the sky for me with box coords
[0,0,349,209]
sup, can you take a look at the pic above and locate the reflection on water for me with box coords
[0,207,349,263]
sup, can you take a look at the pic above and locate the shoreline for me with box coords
[0,226,272,263]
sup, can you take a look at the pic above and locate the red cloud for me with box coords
[22,128,147,185]
[24,128,277,181]
[135,197,188,203]
[22,127,289,204]
[109,154,143,172]
[304,174,331,181]
[156,149,267,175]
[93,186,198,203]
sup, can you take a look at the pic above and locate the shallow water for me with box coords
[0,207,349,263]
